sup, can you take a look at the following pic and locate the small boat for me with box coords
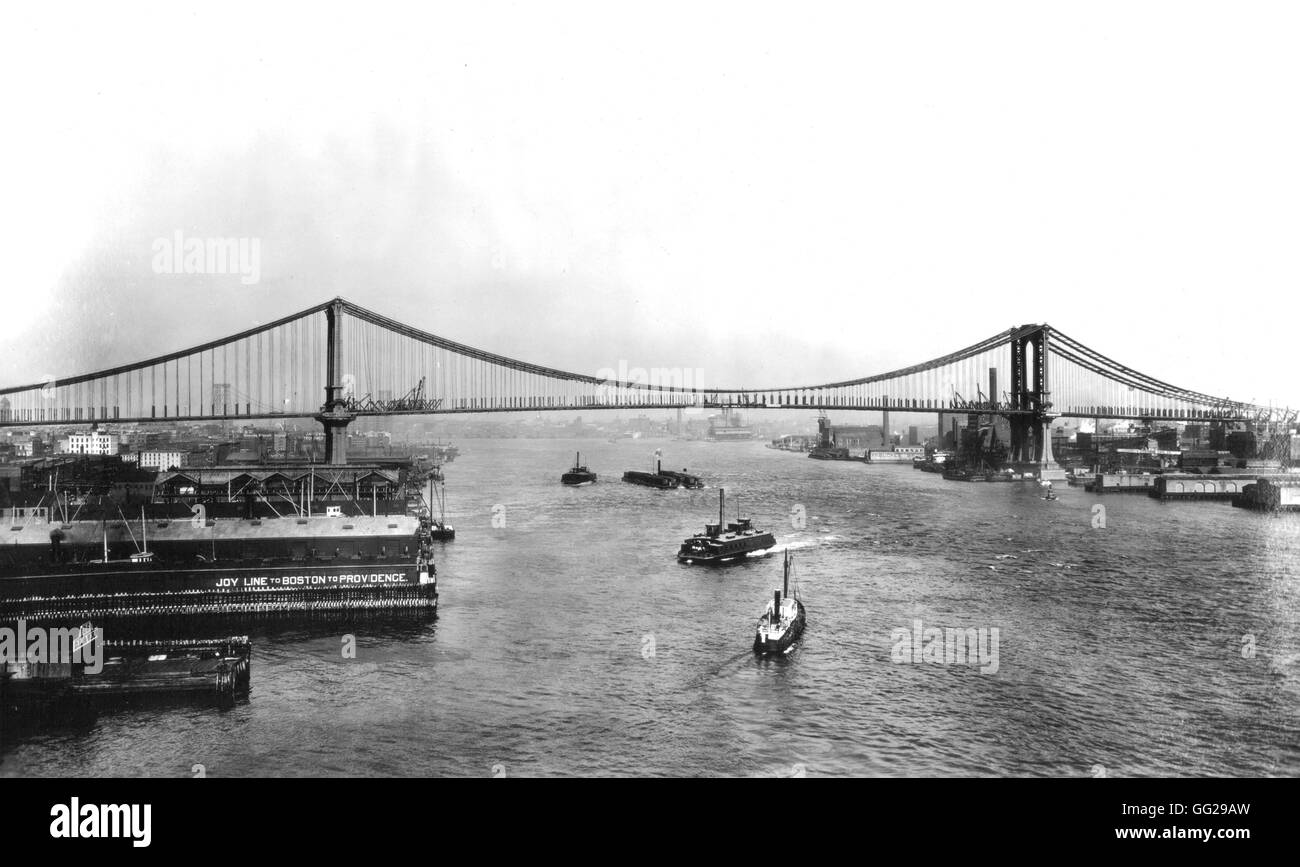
[753,550,806,655]
[678,488,776,564]
[561,452,597,486]
[1042,482,1058,501]
[425,475,455,540]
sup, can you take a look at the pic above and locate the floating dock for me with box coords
[1,635,252,719]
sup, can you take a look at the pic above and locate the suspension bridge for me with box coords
[0,298,1290,469]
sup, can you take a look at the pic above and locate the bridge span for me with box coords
[0,298,1291,469]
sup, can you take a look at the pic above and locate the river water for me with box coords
[3,438,1298,777]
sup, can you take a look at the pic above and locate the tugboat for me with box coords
[677,488,776,564]
[561,452,597,486]
[753,550,806,655]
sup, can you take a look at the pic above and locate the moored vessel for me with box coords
[0,466,439,622]
[424,474,455,540]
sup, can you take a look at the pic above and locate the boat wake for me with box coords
[775,538,820,552]
[681,649,755,691]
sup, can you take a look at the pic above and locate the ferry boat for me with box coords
[561,452,597,486]
[677,489,776,564]
[0,467,439,623]
[753,550,805,655]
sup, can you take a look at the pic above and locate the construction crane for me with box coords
[345,377,443,413]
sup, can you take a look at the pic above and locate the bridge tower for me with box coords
[315,299,356,465]
[1008,326,1063,480]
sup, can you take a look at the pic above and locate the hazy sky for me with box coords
[2,2,1297,407]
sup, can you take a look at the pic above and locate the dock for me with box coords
[1,636,252,719]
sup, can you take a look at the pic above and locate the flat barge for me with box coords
[1,635,252,719]
[623,459,704,490]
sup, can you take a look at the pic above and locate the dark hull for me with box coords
[753,602,806,655]
[2,637,252,721]
[0,561,436,621]
[623,471,678,489]
[561,472,598,485]
[678,533,777,564]
[657,470,704,488]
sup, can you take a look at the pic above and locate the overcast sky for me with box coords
[1,2,1296,408]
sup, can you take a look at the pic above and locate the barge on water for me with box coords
[623,459,704,490]
[1,635,252,718]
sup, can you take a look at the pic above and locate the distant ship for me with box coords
[753,550,806,655]
[561,452,597,486]
[707,409,755,442]
[677,488,776,564]
[807,415,851,460]
[430,441,459,463]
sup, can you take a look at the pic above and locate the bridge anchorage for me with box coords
[0,298,1288,477]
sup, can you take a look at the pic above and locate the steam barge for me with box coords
[623,459,704,490]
